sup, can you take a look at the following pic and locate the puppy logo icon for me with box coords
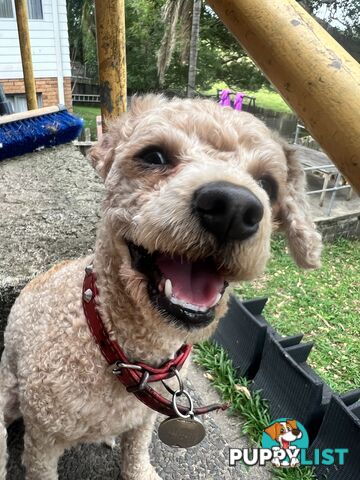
[262,418,309,468]
[229,417,348,468]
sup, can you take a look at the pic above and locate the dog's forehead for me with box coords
[128,99,273,153]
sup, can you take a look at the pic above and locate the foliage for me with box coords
[236,237,360,393]
[157,0,193,85]
[67,0,359,94]
[66,0,268,93]
[193,341,271,444]
[66,0,97,78]
[125,0,166,92]
[161,4,268,92]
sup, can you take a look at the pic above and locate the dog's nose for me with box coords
[192,181,264,242]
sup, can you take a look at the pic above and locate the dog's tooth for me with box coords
[165,279,172,298]
[209,293,222,308]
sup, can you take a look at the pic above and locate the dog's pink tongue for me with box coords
[156,254,224,307]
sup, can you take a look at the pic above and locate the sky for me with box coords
[316,4,348,30]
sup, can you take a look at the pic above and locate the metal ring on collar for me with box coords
[111,362,143,375]
[161,367,184,396]
[172,389,194,419]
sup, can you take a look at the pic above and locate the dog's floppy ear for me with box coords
[88,132,115,180]
[276,141,322,269]
[287,419,298,430]
[264,423,279,441]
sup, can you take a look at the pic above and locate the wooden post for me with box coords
[207,0,360,192]
[14,0,37,110]
[95,0,127,130]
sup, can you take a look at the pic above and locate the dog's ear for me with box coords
[264,423,279,441]
[287,419,298,430]
[276,141,322,269]
[87,132,115,180]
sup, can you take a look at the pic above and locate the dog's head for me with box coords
[89,95,321,336]
[265,420,302,445]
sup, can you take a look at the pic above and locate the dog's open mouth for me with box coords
[127,242,228,329]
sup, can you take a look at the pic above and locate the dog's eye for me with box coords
[139,149,168,166]
[257,176,278,203]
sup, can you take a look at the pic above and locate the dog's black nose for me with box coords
[193,181,264,242]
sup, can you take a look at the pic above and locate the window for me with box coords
[0,0,13,18]
[6,93,43,113]
[0,0,43,19]
[27,0,43,20]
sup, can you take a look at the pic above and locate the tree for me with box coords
[157,0,193,85]
[187,0,201,97]
[66,0,97,78]
[157,2,268,92]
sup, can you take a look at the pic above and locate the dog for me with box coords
[0,95,321,479]
[265,420,303,467]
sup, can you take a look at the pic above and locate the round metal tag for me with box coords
[158,416,206,448]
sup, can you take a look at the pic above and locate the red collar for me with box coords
[82,265,228,417]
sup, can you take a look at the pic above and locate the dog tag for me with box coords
[158,416,206,448]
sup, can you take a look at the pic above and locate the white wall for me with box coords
[0,0,71,79]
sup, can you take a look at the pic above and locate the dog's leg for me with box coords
[22,431,64,480]
[0,356,20,480]
[120,414,161,480]
[0,390,7,480]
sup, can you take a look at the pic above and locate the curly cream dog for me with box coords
[0,95,321,479]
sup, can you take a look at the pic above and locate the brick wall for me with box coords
[1,77,72,110]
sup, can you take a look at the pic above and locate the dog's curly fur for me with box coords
[0,95,322,479]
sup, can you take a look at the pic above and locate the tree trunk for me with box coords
[187,0,201,97]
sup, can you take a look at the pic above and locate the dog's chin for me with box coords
[126,241,229,330]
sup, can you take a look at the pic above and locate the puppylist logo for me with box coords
[229,418,348,468]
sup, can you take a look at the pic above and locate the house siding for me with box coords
[0,0,71,109]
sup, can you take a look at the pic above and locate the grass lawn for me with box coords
[202,82,292,114]
[243,88,292,114]
[73,105,100,139]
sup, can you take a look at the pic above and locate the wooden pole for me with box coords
[14,0,37,111]
[207,0,360,192]
[95,0,127,130]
